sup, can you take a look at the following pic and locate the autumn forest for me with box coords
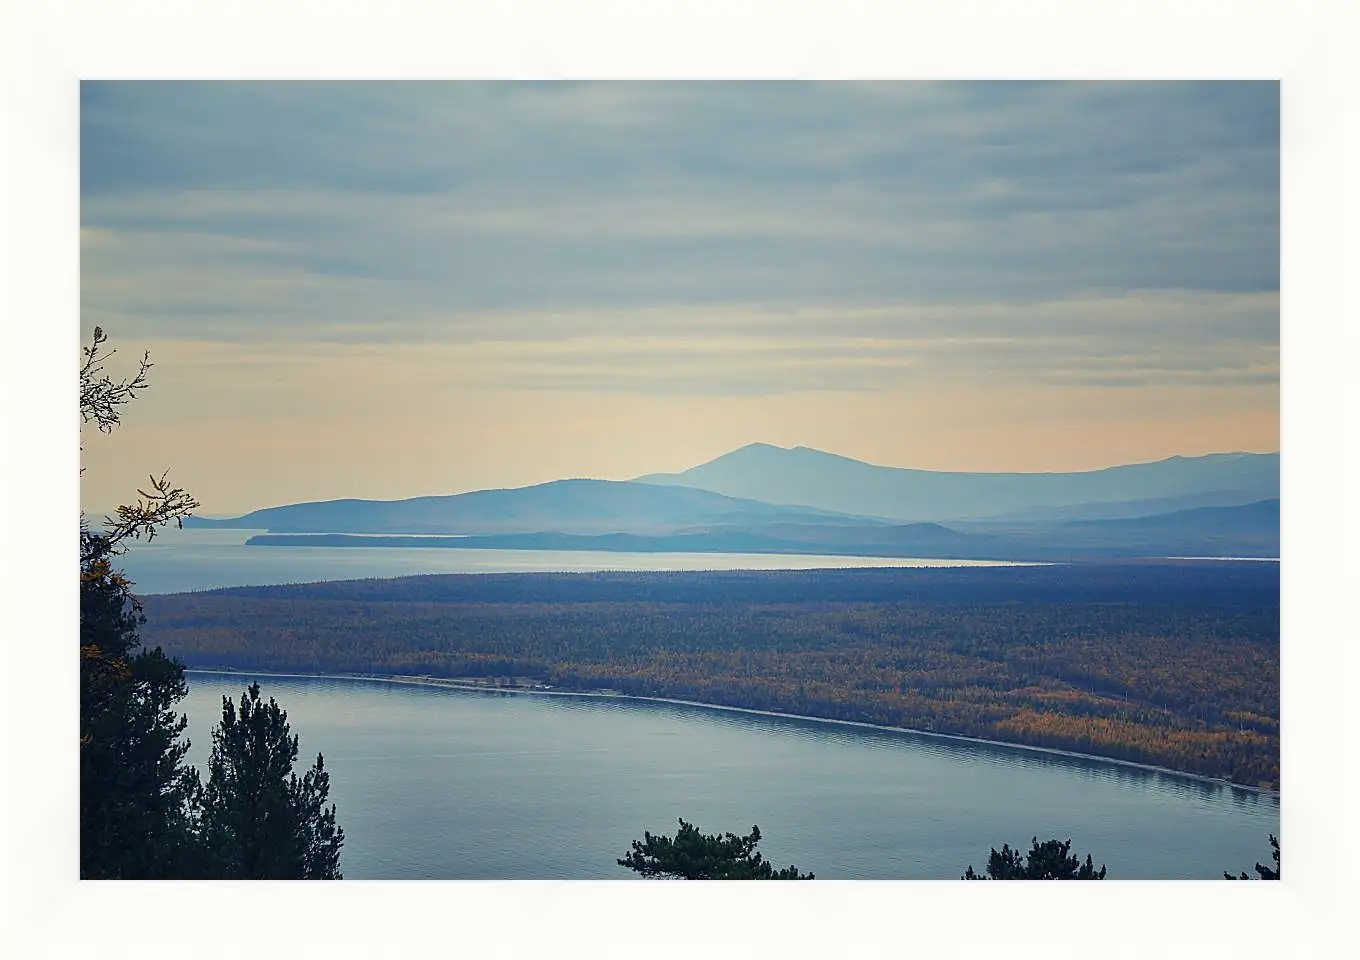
[141,561,1280,789]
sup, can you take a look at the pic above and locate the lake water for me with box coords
[120,528,1037,595]
[180,671,1279,880]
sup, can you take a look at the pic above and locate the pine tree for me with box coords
[618,818,812,879]
[80,327,205,878]
[199,684,344,879]
[80,328,344,879]
[963,837,1107,879]
[80,533,203,878]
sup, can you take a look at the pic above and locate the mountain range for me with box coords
[187,443,1280,559]
[635,443,1279,522]
[187,477,887,536]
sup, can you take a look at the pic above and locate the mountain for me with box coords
[634,443,1280,523]
[1054,498,1280,547]
[185,446,1278,558]
[966,499,1280,558]
[184,478,886,536]
[962,488,1275,524]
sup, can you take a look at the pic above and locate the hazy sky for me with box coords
[79,81,1280,515]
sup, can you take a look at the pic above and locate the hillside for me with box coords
[634,443,1279,522]
[185,478,884,536]
[184,447,1279,556]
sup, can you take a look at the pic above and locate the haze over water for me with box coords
[122,528,1036,595]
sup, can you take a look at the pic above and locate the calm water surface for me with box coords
[181,671,1279,880]
[121,528,1037,594]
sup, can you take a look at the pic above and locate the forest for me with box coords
[141,561,1280,787]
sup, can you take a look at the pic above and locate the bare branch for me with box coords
[99,470,201,554]
[80,325,153,436]
[79,328,200,560]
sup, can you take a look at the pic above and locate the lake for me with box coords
[181,671,1279,880]
[120,527,1038,595]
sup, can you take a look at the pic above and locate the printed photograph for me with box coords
[79,81,1280,880]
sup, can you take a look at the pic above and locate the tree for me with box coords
[618,818,813,879]
[1225,833,1279,880]
[80,328,343,879]
[80,327,203,878]
[80,326,198,561]
[199,683,344,879]
[963,837,1107,880]
[80,533,205,878]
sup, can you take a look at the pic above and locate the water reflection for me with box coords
[515,689,1276,810]
[182,671,1278,879]
[238,671,1276,809]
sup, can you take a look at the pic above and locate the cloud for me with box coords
[123,282,1277,404]
[80,81,1279,395]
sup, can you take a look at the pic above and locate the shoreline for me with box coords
[184,667,1279,798]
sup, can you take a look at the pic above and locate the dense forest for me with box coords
[142,561,1279,787]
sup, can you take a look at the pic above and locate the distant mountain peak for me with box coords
[633,443,1279,524]
[711,442,873,466]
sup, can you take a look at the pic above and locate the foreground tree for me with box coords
[1226,833,1279,880]
[619,818,813,879]
[80,534,205,877]
[963,837,1107,880]
[80,326,199,560]
[80,327,203,878]
[80,328,342,879]
[199,684,344,879]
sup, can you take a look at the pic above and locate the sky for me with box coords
[79,81,1280,515]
